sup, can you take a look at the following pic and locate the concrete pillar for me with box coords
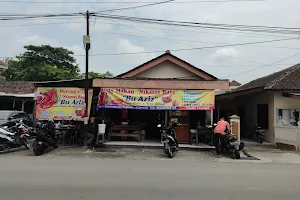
[21,99,25,111]
[230,115,240,141]
[210,110,213,125]
[217,104,220,121]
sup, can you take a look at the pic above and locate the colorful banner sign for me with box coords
[35,87,93,120]
[97,88,215,110]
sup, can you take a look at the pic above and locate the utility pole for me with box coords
[83,10,91,143]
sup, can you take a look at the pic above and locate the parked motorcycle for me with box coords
[213,123,244,159]
[245,124,265,143]
[0,120,30,151]
[223,133,244,159]
[157,121,179,158]
[32,119,58,156]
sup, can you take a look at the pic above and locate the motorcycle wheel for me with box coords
[167,146,173,158]
[259,136,263,144]
[233,149,240,159]
[53,142,59,149]
[165,143,173,158]
[22,137,30,150]
[33,141,43,156]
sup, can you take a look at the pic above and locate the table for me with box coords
[55,126,79,145]
[190,127,213,145]
[108,125,143,142]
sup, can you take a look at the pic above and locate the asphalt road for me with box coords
[0,155,300,200]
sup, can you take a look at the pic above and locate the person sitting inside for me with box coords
[214,117,231,154]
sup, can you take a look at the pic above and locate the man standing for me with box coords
[214,117,231,154]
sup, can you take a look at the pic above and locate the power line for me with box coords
[0,20,84,27]
[0,0,266,4]
[96,0,174,13]
[0,17,296,40]
[0,14,83,21]
[97,30,300,50]
[93,14,300,35]
[106,19,276,66]
[221,52,300,78]
[0,38,295,59]
[97,20,295,39]
[88,38,296,56]
[94,14,299,30]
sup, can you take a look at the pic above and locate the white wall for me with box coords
[274,92,300,110]
[133,61,203,80]
[274,92,300,125]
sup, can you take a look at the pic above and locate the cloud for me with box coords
[116,38,155,71]
[215,47,240,57]
[2,0,300,84]
[66,45,85,71]
[118,38,146,53]
[18,35,59,46]
[212,47,241,62]
[69,22,83,30]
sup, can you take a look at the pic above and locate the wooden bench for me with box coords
[108,125,142,142]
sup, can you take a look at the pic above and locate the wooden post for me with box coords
[210,110,213,125]
[21,99,25,111]
[217,104,220,121]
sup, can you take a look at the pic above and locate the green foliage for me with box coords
[3,45,80,81]
[81,71,114,79]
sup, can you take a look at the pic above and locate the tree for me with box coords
[3,45,80,81]
[81,71,114,79]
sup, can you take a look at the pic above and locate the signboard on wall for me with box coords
[97,88,215,110]
[35,87,93,120]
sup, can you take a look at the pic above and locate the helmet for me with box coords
[36,121,42,131]
[171,121,180,128]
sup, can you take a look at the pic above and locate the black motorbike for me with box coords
[246,124,265,143]
[157,121,179,158]
[223,133,244,159]
[213,123,244,159]
[32,119,58,156]
[0,120,30,151]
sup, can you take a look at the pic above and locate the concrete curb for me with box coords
[100,144,215,152]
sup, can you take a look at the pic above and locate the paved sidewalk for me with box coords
[242,140,300,164]
[104,141,214,150]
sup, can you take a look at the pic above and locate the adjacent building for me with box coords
[216,64,300,142]
[0,80,35,116]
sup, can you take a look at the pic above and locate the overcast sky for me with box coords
[1,0,300,84]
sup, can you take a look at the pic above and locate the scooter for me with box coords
[0,120,30,151]
[245,124,265,143]
[253,124,265,143]
[213,123,244,159]
[32,119,58,156]
[157,121,179,158]
[223,133,244,159]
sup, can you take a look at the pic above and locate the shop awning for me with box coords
[0,93,34,98]
[93,78,229,90]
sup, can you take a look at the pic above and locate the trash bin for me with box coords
[97,124,106,144]
[98,124,106,134]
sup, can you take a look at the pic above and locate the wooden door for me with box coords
[176,124,190,144]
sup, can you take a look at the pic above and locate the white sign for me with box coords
[83,35,90,44]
